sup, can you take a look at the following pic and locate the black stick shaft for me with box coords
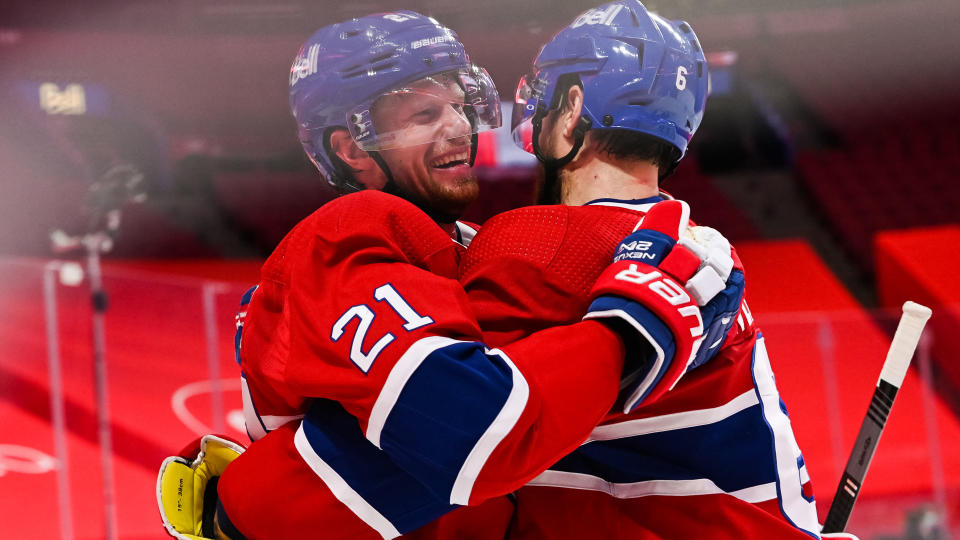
[821,301,931,533]
[821,381,897,533]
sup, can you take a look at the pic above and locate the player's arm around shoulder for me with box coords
[449,206,637,500]
[584,200,750,411]
[286,240,615,511]
[293,202,624,506]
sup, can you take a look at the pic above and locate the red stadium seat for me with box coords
[875,226,960,395]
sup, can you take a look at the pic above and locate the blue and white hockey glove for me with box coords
[679,225,745,371]
[585,200,743,412]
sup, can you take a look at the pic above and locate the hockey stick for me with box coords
[821,301,933,533]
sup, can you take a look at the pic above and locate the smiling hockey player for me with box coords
[157,9,740,540]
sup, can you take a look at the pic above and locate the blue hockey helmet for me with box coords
[290,11,501,188]
[511,0,708,168]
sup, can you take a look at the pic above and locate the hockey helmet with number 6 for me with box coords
[512,0,708,164]
[290,11,501,188]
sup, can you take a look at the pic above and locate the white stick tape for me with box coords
[878,301,932,388]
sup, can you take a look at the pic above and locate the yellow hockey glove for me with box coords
[157,435,245,540]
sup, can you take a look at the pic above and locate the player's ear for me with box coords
[561,84,585,139]
[328,129,377,174]
[328,128,388,189]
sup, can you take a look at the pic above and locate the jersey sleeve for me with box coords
[281,191,626,510]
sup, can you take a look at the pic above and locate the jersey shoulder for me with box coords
[285,191,460,274]
[461,204,644,300]
[462,204,635,268]
[461,205,570,276]
[321,191,450,249]
[255,190,462,321]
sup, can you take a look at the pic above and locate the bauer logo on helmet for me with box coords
[411,34,454,49]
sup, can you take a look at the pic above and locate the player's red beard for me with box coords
[407,170,479,224]
[376,140,479,224]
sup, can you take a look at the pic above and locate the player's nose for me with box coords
[439,104,472,143]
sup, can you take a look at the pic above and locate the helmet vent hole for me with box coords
[629,99,653,106]
[690,38,701,53]
[342,30,361,39]
[697,62,703,77]
[369,52,395,64]
[679,23,692,33]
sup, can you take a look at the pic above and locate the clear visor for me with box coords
[510,73,546,154]
[346,65,501,151]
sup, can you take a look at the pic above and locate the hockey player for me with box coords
[157,10,740,540]
[459,1,824,537]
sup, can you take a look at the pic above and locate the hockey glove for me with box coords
[157,435,245,540]
[585,200,738,412]
[681,226,745,371]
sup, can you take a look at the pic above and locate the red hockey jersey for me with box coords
[219,190,630,539]
[220,190,820,539]
[460,197,821,539]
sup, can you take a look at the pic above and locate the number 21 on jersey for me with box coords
[330,283,434,373]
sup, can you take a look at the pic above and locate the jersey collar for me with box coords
[584,192,670,213]
[454,221,478,247]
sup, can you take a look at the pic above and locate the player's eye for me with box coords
[411,105,441,123]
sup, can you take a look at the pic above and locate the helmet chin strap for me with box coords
[367,150,401,197]
[537,163,562,205]
[531,106,592,204]
[466,105,480,167]
[469,132,478,166]
[531,110,592,170]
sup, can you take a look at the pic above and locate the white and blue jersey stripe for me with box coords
[295,336,528,538]
[526,334,820,538]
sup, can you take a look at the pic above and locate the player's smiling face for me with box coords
[370,74,479,221]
